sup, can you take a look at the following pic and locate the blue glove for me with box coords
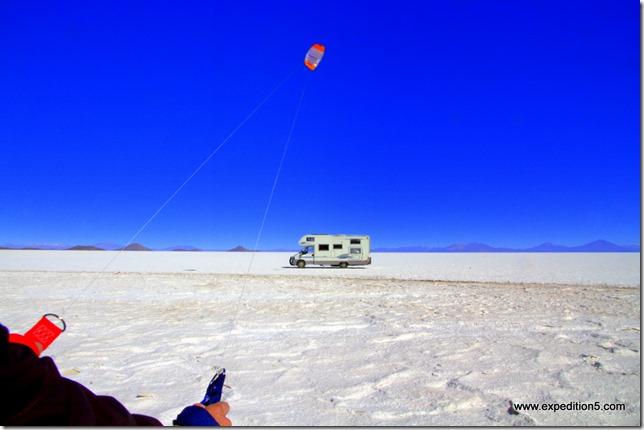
[173,403,231,426]
[174,369,230,426]
[173,405,219,426]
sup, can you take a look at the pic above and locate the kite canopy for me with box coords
[304,44,325,70]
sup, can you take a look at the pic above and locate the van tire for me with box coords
[297,260,306,268]
[339,262,348,268]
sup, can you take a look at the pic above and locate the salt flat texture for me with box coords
[0,250,640,286]
[0,251,640,426]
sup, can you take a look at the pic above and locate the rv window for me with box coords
[333,244,342,250]
[350,239,361,244]
[318,244,329,251]
[350,247,361,254]
[306,237,315,242]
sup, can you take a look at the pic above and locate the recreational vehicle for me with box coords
[289,234,371,268]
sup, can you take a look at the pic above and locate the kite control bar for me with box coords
[200,368,226,406]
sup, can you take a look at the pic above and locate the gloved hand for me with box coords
[173,401,231,426]
[200,402,231,426]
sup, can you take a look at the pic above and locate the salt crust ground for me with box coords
[0,251,640,426]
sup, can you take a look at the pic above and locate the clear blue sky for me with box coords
[0,0,639,250]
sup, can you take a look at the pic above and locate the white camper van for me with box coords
[289,234,371,268]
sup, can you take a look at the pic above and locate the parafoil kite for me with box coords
[304,44,325,70]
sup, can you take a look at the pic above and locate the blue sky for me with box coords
[0,0,639,250]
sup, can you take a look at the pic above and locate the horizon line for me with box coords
[0,239,640,253]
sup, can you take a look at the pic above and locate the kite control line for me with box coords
[8,313,66,356]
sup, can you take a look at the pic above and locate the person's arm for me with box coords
[1,324,162,425]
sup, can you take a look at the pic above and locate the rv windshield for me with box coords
[301,246,313,255]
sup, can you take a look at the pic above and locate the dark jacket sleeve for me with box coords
[0,324,162,426]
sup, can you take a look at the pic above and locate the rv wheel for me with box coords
[339,262,348,268]
[297,260,306,268]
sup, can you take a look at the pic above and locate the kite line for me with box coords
[60,64,300,320]
[216,73,310,366]
[17,45,326,385]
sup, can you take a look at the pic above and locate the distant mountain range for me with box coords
[0,242,254,252]
[372,240,640,253]
[0,239,639,253]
